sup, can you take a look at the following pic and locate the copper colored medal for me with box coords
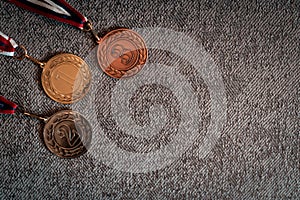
[41,53,91,104]
[9,1,148,79]
[97,28,148,79]
[43,110,92,158]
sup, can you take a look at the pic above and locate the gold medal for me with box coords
[8,1,149,79]
[41,53,91,104]
[23,109,92,158]
[15,47,91,104]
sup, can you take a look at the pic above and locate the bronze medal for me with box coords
[43,110,92,158]
[1,96,93,158]
[96,28,148,79]
[41,53,91,104]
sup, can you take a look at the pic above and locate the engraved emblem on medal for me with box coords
[0,95,93,158]
[43,110,92,158]
[10,44,92,104]
[41,54,91,104]
[97,29,148,79]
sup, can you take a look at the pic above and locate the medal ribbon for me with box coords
[9,0,87,29]
[0,31,18,57]
[0,96,18,114]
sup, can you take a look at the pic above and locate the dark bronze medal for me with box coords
[24,110,92,158]
[0,96,92,159]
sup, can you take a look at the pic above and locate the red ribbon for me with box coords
[0,31,18,57]
[9,0,87,29]
[0,96,18,114]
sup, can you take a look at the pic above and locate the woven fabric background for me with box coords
[0,0,299,199]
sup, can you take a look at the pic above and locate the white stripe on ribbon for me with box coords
[27,0,72,16]
[0,51,15,57]
[0,31,9,41]
[9,38,18,48]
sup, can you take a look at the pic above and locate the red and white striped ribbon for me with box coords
[9,0,88,29]
[0,31,18,57]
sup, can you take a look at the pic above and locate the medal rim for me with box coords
[41,53,92,104]
[43,110,92,158]
[97,28,148,79]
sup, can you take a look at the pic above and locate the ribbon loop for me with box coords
[0,96,18,114]
[9,0,87,29]
[0,31,18,57]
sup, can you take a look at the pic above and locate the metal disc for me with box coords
[43,110,92,158]
[97,28,148,79]
[41,53,91,104]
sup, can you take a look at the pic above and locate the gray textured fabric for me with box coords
[0,0,299,199]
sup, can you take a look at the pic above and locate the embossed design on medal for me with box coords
[97,28,148,79]
[43,110,92,158]
[41,53,92,104]
[8,1,148,79]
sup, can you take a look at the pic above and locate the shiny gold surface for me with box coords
[97,28,148,79]
[41,53,91,104]
[43,110,92,158]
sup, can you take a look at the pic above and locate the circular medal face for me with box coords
[41,53,91,104]
[97,28,148,79]
[43,110,92,158]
